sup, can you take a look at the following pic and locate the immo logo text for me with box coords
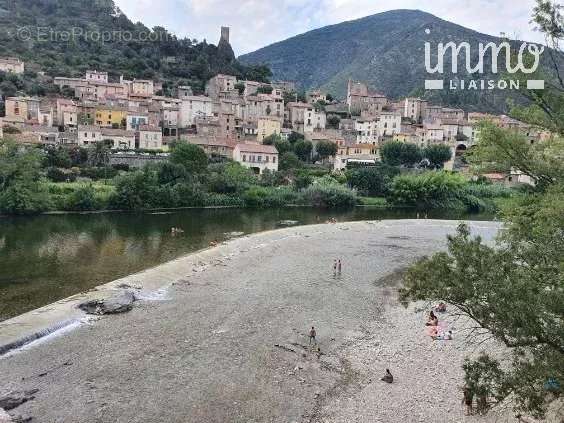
[424,29,545,91]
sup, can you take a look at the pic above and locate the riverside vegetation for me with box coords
[0,132,520,216]
[401,1,564,418]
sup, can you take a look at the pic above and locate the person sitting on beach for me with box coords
[381,369,393,383]
[433,330,453,340]
[428,325,439,338]
[435,302,447,313]
[426,311,438,326]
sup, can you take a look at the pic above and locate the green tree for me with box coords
[400,2,564,417]
[346,165,400,196]
[170,142,208,173]
[257,85,273,94]
[380,141,404,166]
[316,140,338,161]
[327,115,341,129]
[279,152,302,171]
[288,131,305,144]
[88,142,110,168]
[45,147,72,169]
[294,140,313,162]
[66,185,99,211]
[400,143,423,167]
[387,171,468,209]
[262,134,292,155]
[423,144,452,169]
[234,82,245,95]
[207,162,257,194]
[0,143,50,215]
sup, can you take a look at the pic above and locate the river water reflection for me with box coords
[0,207,494,321]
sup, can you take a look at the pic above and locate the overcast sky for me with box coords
[114,0,545,55]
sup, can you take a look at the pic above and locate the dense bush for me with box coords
[0,184,51,215]
[65,186,100,211]
[243,186,299,208]
[203,193,245,208]
[279,152,302,171]
[387,171,468,209]
[46,167,77,183]
[173,183,207,207]
[206,162,257,194]
[464,183,514,198]
[346,165,400,196]
[109,171,161,210]
[0,143,51,215]
[80,166,118,181]
[381,141,422,167]
[170,142,208,174]
[302,176,358,208]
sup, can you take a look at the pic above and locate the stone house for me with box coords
[180,96,214,127]
[354,119,378,144]
[403,98,428,123]
[177,86,193,99]
[205,74,238,99]
[138,125,163,150]
[186,136,236,159]
[100,128,136,149]
[78,125,103,146]
[4,97,40,124]
[257,116,282,142]
[334,143,380,171]
[0,57,24,74]
[304,107,326,133]
[377,112,401,137]
[346,80,388,115]
[95,106,127,128]
[233,143,279,174]
[126,112,149,131]
[85,71,109,84]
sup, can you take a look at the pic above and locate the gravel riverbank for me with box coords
[0,219,533,423]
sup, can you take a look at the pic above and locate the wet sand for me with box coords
[0,220,519,423]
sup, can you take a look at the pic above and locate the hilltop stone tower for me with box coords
[217,26,235,62]
[220,27,230,44]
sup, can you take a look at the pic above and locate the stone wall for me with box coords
[109,153,168,168]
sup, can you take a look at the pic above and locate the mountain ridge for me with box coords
[240,9,560,112]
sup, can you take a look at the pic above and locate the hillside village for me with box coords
[0,27,548,184]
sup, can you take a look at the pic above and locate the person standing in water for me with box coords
[337,259,342,274]
[333,259,337,275]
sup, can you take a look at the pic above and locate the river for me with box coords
[0,207,494,321]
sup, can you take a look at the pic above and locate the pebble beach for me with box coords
[1,219,545,423]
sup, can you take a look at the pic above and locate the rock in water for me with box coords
[78,291,136,315]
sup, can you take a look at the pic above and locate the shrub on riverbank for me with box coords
[346,165,400,196]
[243,186,300,208]
[387,171,487,211]
[302,176,358,208]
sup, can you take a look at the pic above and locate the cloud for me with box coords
[114,0,545,55]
